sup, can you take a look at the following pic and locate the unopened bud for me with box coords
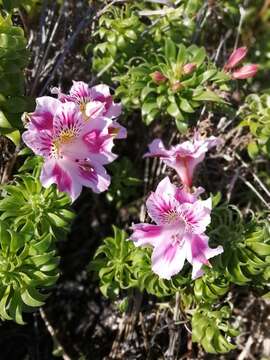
[224,47,247,70]
[183,63,197,75]
[171,81,183,92]
[232,64,258,79]
[150,71,167,84]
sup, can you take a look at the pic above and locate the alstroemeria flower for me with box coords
[23,101,120,201]
[130,177,223,279]
[51,81,126,139]
[144,134,221,187]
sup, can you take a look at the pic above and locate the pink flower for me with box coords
[183,63,197,75]
[223,47,258,80]
[130,177,223,279]
[224,47,247,70]
[232,64,259,79]
[150,71,167,84]
[144,134,221,187]
[51,81,126,139]
[23,101,121,201]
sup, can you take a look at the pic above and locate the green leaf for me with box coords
[191,47,206,67]
[247,141,259,158]
[165,39,176,64]
[179,98,194,113]
[21,288,46,307]
[167,102,181,118]
[175,119,188,133]
[125,30,137,41]
[199,69,217,83]
[193,90,222,103]
[176,44,186,66]
[141,85,156,102]
[2,128,20,145]
[142,101,158,116]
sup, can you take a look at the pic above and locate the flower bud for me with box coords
[150,71,167,84]
[232,64,258,79]
[224,47,247,70]
[183,63,197,75]
[171,81,183,92]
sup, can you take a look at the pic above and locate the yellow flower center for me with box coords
[51,129,77,158]
[58,129,77,143]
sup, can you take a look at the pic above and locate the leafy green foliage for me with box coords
[0,160,74,323]
[193,269,230,304]
[91,3,146,79]
[239,94,270,158]
[91,1,203,79]
[0,221,59,324]
[192,305,238,353]
[0,15,32,145]
[115,39,229,130]
[209,205,270,285]
[140,0,203,44]
[106,157,142,207]
[0,0,41,11]
[89,226,137,297]
[0,173,75,238]
[91,206,270,354]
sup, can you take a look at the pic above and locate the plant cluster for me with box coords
[115,39,229,130]
[0,167,74,322]
[239,93,270,158]
[0,15,31,145]
[91,205,270,353]
[91,1,203,79]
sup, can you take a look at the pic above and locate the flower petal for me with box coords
[22,129,52,157]
[82,129,117,165]
[40,159,82,201]
[108,122,127,139]
[130,223,163,247]
[29,96,61,131]
[144,138,170,158]
[151,235,187,279]
[53,102,84,138]
[85,101,106,119]
[180,199,211,234]
[185,233,223,279]
[224,47,247,70]
[70,81,91,100]
[146,177,180,225]
[90,84,121,118]
[175,186,205,204]
[76,160,111,193]
[232,64,258,79]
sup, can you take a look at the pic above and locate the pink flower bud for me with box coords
[232,64,258,79]
[224,47,247,70]
[150,71,167,84]
[183,63,197,75]
[171,81,183,92]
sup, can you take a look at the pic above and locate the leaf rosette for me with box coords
[0,221,59,324]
